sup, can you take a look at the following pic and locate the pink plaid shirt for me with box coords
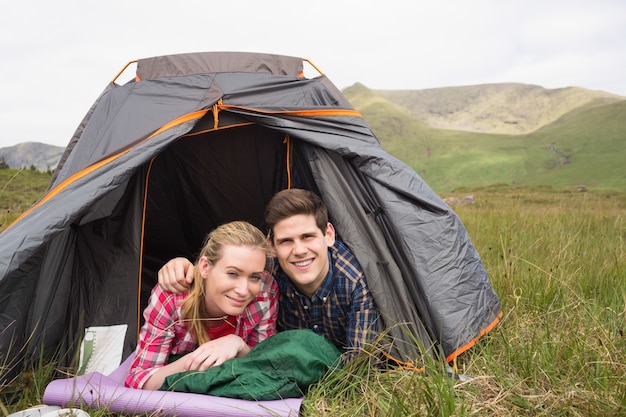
[125,271,278,389]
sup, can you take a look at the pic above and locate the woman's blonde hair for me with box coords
[181,221,268,345]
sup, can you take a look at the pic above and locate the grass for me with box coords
[1,179,625,416]
[0,168,51,230]
[302,186,626,416]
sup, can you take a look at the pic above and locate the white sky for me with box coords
[1,0,625,148]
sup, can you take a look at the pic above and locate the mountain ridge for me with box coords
[342,83,626,191]
[1,82,624,191]
[346,82,625,135]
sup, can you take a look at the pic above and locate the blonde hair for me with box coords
[181,221,268,345]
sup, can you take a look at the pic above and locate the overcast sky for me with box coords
[1,0,625,148]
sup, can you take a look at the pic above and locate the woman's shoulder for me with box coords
[251,271,278,302]
[148,283,187,308]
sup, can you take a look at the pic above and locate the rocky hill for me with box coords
[0,142,64,172]
[345,82,625,135]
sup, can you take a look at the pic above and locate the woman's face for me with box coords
[199,245,266,318]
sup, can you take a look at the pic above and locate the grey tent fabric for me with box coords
[0,52,501,381]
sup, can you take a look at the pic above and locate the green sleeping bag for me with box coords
[161,329,342,400]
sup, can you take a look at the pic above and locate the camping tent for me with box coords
[0,52,501,381]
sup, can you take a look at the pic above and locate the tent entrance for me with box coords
[139,123,316,308]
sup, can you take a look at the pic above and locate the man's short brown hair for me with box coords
[264,189,328,240]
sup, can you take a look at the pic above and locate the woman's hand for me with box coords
[142,335,250,390]
[181,335,250,371]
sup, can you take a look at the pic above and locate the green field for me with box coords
[301,186,626,416]
[2,181,624,416]
[0,168,51,231]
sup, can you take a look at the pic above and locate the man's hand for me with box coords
[158,257,194,293]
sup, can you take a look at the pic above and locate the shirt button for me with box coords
[313,325,319,331]
[322,297,327,302]
[303,305,309,310]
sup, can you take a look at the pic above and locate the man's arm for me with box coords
[158,257,194,293]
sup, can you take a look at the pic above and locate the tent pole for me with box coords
[112,60,138,83]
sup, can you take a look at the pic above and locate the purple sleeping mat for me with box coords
[42,355,303,416]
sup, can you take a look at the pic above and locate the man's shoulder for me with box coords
[330,240,365,280]
[275,268,297,292]
[331,239,355,257]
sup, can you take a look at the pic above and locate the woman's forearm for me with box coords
[142,358,189,390]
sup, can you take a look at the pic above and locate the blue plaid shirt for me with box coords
[274,240,378,359]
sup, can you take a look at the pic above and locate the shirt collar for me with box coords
[312,252,334,301]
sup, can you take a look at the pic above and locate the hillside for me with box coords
[0,142,64,172]
[361,82,624,135]
[343,83,626,191]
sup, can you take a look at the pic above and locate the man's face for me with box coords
[271,214,335,297]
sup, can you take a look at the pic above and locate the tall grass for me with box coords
[303,186,625,416]
[2,186,625,416]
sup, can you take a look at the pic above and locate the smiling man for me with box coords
[158,189,379,361]
[264,189,379,359]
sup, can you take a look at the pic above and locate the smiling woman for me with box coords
[124,221,279,390]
